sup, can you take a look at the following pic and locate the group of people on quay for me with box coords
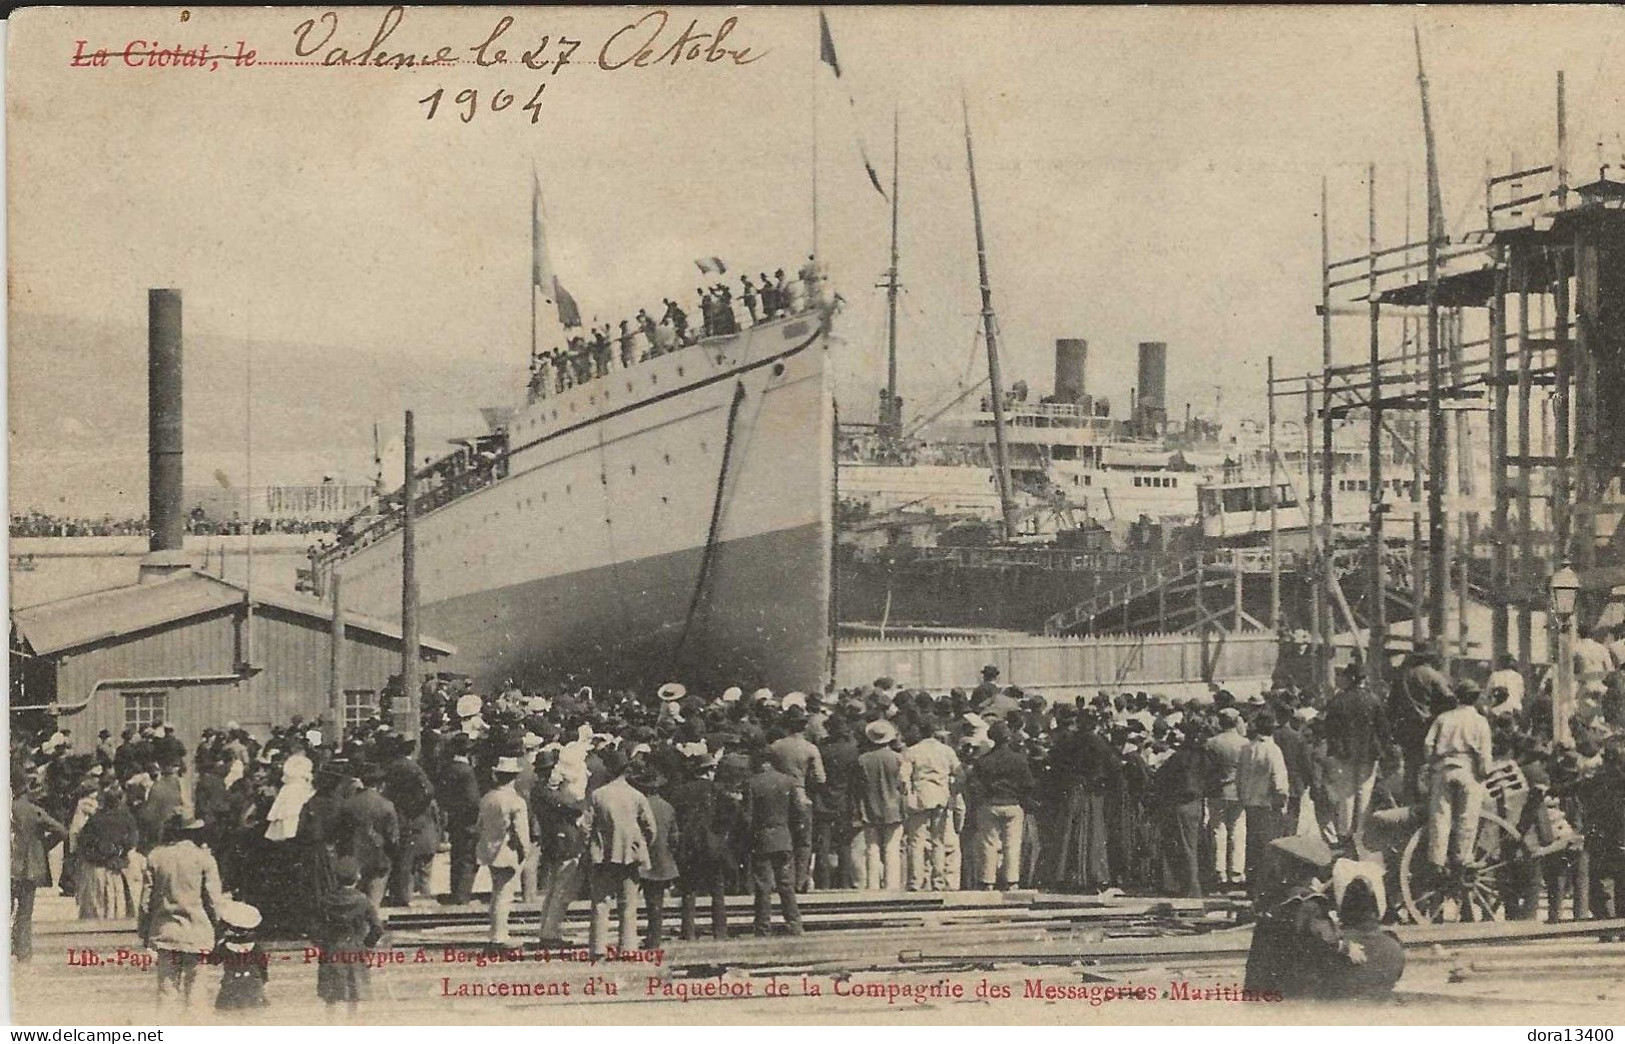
[10,640,1625,1005]
[527,258,822,401]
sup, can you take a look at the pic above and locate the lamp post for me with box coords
[1549,562,1579,746]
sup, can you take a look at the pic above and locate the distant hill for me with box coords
[8,311,524,515]
[8,310,968,516]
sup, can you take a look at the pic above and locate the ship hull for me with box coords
[326,314,833,695]
[421,521,827,692]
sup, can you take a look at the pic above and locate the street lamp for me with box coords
[1549,562,1580,746]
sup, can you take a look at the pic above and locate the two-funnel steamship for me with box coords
[315,302,835,694]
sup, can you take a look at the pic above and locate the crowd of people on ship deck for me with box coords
[527,259,824,401]
[11,639,1623,1002]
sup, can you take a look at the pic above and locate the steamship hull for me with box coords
[324,314,834,693]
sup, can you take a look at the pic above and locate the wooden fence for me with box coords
[835,630,1279,697]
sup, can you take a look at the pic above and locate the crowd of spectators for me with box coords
[10,513,148,537]
[9,512,340,538]
[10,644,1623,981]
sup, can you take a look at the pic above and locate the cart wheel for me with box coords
[1399,811,1526,924]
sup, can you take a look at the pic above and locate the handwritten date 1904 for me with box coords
[420,83,547,124]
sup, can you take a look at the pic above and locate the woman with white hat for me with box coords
[264,753,315,842]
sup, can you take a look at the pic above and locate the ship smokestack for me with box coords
[1053,338,1087,405]
[141,288,193,582]
[1136,341,1168,434]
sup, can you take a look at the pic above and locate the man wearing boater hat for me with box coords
[856,719,906,890]
[476,755,531,947]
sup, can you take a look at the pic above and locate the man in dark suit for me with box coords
[382,736,438,907]
[1323,663,1391,843]
[141,762,189,851]
[436,734,481,904]
[744,749,803,936]
[11,778,67,961]
[814,715,861,888]
[151,725,187,768]
[669,753,739,941]
[337,766,399,907]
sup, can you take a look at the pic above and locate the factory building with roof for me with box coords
[10,569,454,753]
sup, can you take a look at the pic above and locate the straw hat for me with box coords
[455,693,483,718]
[658,682,687,702]
[781,691,808,712]
[865,719,899,745]
[719,686,743,704]
[494,756,524,774]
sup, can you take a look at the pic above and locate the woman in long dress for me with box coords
[61,780,100,899]
[292,760,344,936]
[76,785,142,919]
[258,752,319,936]
[1048,712,1116,891]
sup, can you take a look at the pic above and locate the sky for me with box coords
[8,6,1625,511]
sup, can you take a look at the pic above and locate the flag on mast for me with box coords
[532,169,582,328]
[818,10,841,77]
[817,10,887,201]
[695,256,727,275]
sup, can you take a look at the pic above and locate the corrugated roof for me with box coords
[12,570,455,658]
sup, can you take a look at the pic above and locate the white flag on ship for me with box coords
[532,169,581,329]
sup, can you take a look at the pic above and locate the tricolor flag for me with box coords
[695,256,727,276]
[532,170,582,328]
[817,10,887,202]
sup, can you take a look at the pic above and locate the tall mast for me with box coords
[883,107,901,439]
[811,15,820,259]
[963,95,1020,541]
[1415,26,1448,653]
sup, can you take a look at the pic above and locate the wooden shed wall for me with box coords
[55,605,435,751]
